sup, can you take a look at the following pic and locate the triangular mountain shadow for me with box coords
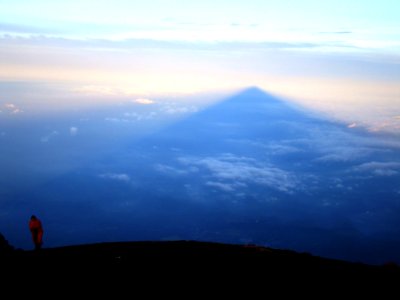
[135,87,338,152]
[189,86,307,120]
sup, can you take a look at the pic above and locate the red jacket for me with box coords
[29,219,43,233]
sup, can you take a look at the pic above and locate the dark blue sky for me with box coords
[1,87,399,265]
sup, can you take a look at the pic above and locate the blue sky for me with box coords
[1,0,399,43]
[0,0,399,131]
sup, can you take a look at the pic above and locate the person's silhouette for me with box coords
[29,215,43,250]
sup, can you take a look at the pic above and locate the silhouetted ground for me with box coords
[2,241,400,297]
[2,241,399,280]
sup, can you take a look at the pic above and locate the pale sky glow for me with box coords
[1,0,399,46]
[0,0,399,132]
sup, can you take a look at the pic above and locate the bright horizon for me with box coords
[0,0,399,132]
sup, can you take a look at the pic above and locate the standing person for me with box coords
[29,215,44,250]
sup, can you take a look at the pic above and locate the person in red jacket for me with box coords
[29,215,44,250]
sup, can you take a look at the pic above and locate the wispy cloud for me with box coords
[161,104,198,115]
[0,22,58,35]
[40,130,59,143]
[2,26,386,53]
[318,31,352,35]
[0,34,321,51]
[105,111,158,123]
[105,117,130,123]
[353,161,400,176]
[315,146,374,162]
[206,181,247,192]
[263,143,301,156]
[123,111,157,121]
[154,164,191,175]
[99,173,131,182]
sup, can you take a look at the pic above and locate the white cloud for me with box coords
[133,98,155,105]
[99,173,131,182]
[179,154,298,193]
[70,126,78,136]
[4,103,23,114]
[5,103,16,109]
[353,161,400,176]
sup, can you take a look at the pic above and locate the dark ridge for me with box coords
[0,232,14,252]
[2,241,399,279]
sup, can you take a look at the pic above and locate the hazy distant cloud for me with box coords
[74,85,117,96]
[315,148,371,162]
[105,117,130,123]
[330,177,354,191]
[105,112,157,123]
[179,154,298,193]
[3,103,23,114]
[315,143,386,162]
[0,22,57,34]
[318,31,352,35]
[133,98,155,105]
[295,126,393,162]
[353,161,400,176]
[40,130,59,143]
[263,143,301,155]
[123,111,157,121]
[154,164,190,175]
[99,173,131,182]
[104,102,196,124]
[0,34,321,51]
[161,104,198,115]
[227,139,301,156]
[70,126,78,136]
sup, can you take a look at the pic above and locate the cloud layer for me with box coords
[157,154,301,193]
